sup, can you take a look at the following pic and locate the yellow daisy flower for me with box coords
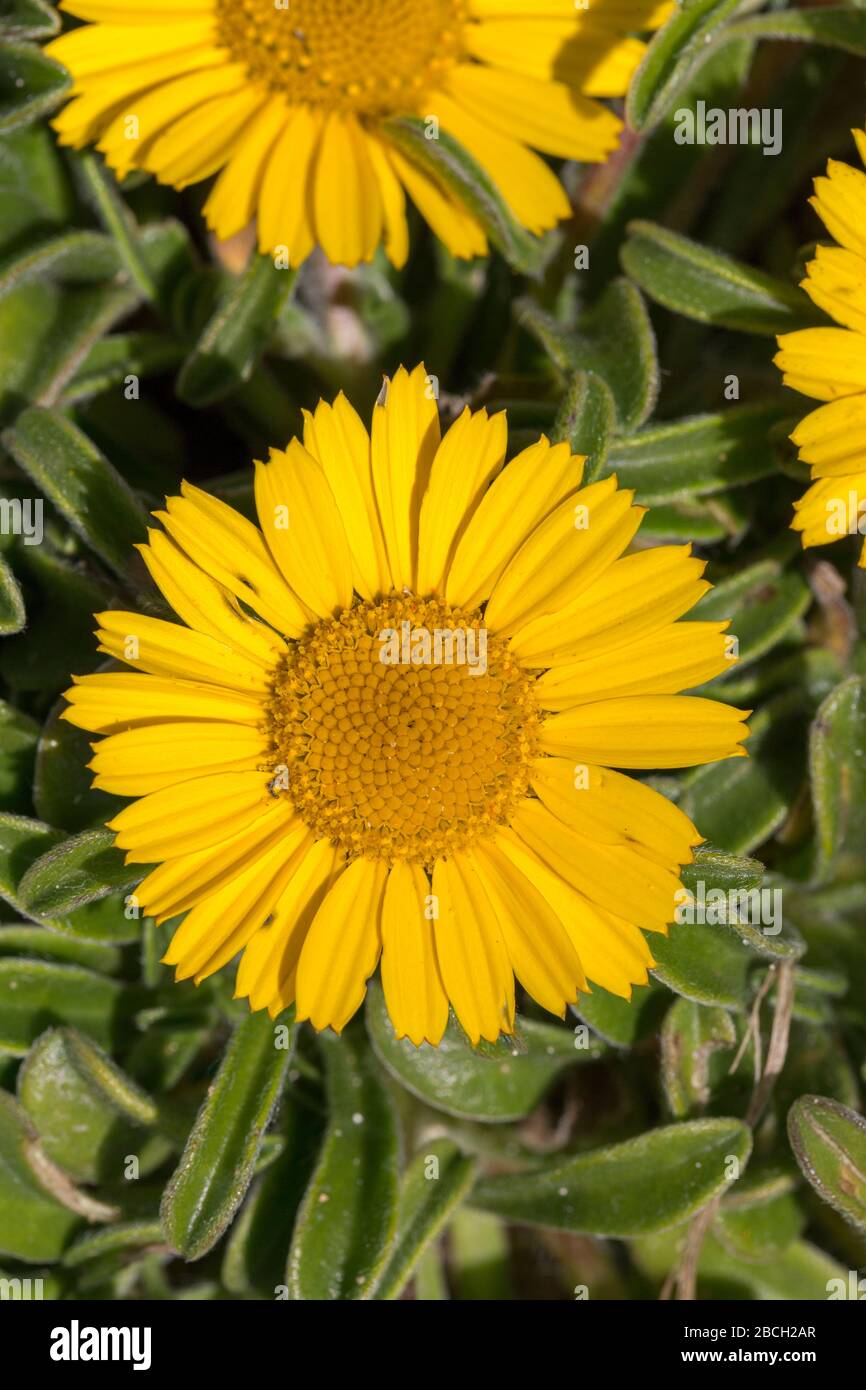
[47,0,671,268]
[775,129,866,566]
[62,366,749,1046]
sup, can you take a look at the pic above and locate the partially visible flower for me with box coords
[775,129,866,565]
[47,0,671,267]
[63,366,749,1046]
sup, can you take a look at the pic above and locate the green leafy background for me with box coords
[1,0,865,1301]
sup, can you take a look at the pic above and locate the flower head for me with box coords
[775,129,866,565]
[64,366,749,1045]
[48,0,671,267]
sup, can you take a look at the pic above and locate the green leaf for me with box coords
[520,280,659,432]
[788,1096,866,1235]
[34,701,123,833]
[574,978,669,1048]
[0,957,130,1055]
[0,1090,81,1261]
[651,850,773,1007]
[287,1021,400,1300]
[0,812,140,942]
[0,924,120,974]
[2,406,149,583]
[374,1139,478,1300]
[719,7,866,57]
[71,152,160,304]
[0,553,25,635]
[621,221,820,333]
[17,828,139,917]
[222,1092,325,1299]
[61,332,183,407]
[176,254,295,407]
[472,1117,751,1235]
[368,979,600,1121]
[602,401,790,504]
[809,677,866,879]
[714,1186,805,1260]
[0,43,71,134]
[63,1219,165,1268]
[0,279,138,422]
[694,558,811,669]
[634,1228,845,1299]
[161,1010,293,1261]
[0,0,61,41]
[386,116,547,277]
[0,231,120,302]
[0,123,72,256]
[0,700,38,812]
[18,1028,171,1183]
[627,0,759,134]
[677,695,813,858]
[552,370,615,484]
[661,998,737,1119]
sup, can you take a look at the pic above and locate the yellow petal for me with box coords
[445,436,583,609]
[471,840,585,1015]
[90,720,270,797]
[95,63,249,176]
[801,244,866,336]
[295,858,387,1033]
[163,829,313,984]
[775,327,866,402]
[790,397,866,475]
[256,104,321,265]
[136,803,302,921]
[510,544,709,666]
[203,96,290,242]
[312,111,382,267]
[539,694,751,767]
[447,62,622,158]
[107,770,273,861]
[485,477,644,636]
[535,620,733,707]
[62,672,262,735]
[529,757,701,866]
[94,610,270,692]
[302,392,391,600]
[236,839,340,1014]
[511,799,679,933]
[144,86,265,188]
[139,528,285,667]
[364,131,410,269]
[495,827,657,999]
[371,364,441,591]
[387,145,488,260]
[380,862,449,1046]
[254,440,354,618]
[416,406,507,596]
[159,482,310,638]
[810,157,866,260]
[433,91,570,235]
[432,856,514,1045]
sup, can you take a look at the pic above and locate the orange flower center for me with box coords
[266,596,538,864]
[214,0,468,115]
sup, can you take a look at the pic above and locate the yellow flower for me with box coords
[775,129,866,566]
[47,0,671,268]
[63,366,749,1045]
